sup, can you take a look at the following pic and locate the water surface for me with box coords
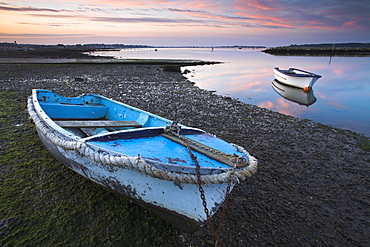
[92,48,370,136]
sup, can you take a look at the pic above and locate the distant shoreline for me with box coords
[2,42,370,57]
[0,44,221,66]
[262,43,370,56]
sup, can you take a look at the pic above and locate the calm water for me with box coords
[92,48,370,137]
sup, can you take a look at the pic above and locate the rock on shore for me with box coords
[0,62,369,246]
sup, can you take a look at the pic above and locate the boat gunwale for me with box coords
[29,89,258,184]
[32,89,81,141]
[31,89,177,140]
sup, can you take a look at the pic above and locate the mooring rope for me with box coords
[28,97,258,184]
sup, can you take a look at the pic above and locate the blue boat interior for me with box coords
[85,128,247,171]
[35,90,247,170]
[36,89,173,137]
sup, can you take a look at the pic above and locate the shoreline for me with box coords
[0,47,221,66]
[1,60,369,245]
[263,45,370,57]
[3,43,370,58]
[0,58,221,66]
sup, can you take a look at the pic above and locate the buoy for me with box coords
[303,87,310,93]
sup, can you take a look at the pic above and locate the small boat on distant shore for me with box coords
[28,89,258,232]
[273,67,322,90]
[272,79,317,106]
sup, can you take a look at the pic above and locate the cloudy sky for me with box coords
[1,0,369,46]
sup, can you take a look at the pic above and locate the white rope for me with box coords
[28,97,258,184]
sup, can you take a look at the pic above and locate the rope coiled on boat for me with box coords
[28,97,258,184]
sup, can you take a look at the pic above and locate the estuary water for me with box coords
[91,48,370,137]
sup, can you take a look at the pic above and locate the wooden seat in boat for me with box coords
[54,120,142,128]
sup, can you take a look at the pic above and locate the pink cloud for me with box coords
[259,98,308,117]
[315,93,345,109]
[232,0,370,30]
[243,0,277,11]
[343,20,357,27]
[274,98,299,116]
[258,101,274,109]
[1,0,369,45]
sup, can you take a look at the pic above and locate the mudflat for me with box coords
[0,49,369,246]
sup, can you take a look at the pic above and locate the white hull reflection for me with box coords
[272,80,317,107]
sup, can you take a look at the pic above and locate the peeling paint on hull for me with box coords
[38,130,233,232]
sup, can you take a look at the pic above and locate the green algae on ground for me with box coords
[0,90,178,246]
[360,138,370,151]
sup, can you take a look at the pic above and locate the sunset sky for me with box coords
[1,0,369,46]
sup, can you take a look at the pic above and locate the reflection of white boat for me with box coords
[272,80,317,106]
[273,67,322,89]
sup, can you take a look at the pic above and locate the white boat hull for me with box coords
[37,128,232,232]
[273,67,321,89]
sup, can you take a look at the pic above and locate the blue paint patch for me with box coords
[89,135,232,168]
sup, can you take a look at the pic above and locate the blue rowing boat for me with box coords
[28,89,257,232]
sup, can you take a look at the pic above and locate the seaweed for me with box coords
[0,90,178,246]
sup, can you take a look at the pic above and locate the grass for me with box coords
[0,90,178,246]
[359,138,370,151]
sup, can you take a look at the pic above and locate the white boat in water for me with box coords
[272,80,317,106]
[273,67,322,89]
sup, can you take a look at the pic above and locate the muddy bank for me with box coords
[0,47,220,67]
[0,46,102,59]
[0,63,369,246]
